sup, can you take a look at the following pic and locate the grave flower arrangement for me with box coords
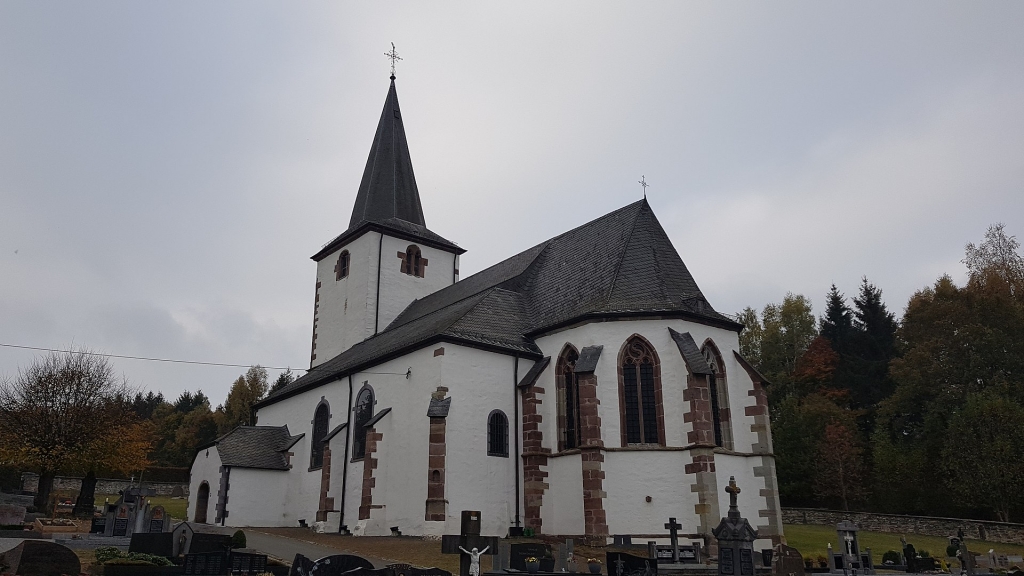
[587,558,602,574]
[525,557,540,573]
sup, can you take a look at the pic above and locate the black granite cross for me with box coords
[664,517,682,564]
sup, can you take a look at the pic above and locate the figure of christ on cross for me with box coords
[459,547,490,576]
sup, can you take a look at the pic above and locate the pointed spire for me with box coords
[348,78,426,229]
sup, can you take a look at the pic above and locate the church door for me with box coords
[195,482,209,524]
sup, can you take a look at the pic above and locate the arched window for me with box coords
[619,336,664,446]
[556,345,582,451]
[701,340,730,448]
[352,386,374,459]
[310,401,330,469]
[487,410,509,457]
[402,245,425,277]
[335,250,350,280]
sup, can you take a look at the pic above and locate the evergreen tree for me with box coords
[269,369,295,395]
[850,278,898,408]
[820,284,854,348]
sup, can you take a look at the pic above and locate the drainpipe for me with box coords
[339,375,354,532]
[513,354,521,529]
[374,232,384,334]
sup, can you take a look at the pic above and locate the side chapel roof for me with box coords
[208,425,304,470]
[260,199,741,407]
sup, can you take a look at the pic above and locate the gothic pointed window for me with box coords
[487,410,509,457]
[618,336,664,446]
[310,401,330,469]
[352,386,374,460]
[335,251,350,280]
[556,345,582,451]
[701,340,731,449]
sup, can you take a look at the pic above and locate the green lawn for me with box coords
[95,494,189,520]
[783,524,1024,563]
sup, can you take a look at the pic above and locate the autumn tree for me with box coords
[151,390,219,467]
[814,421,867,511]
[942,392,1024,522]
[219,366,269,433]
[0,349,150,510]
[963,222,1024,293]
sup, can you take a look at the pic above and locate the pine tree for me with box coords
[820,284,854,347]
[850,278,898,407]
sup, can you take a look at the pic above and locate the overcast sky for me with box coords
[2,2,1022,403]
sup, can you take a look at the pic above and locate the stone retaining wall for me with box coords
[783,508,1024,545]
[21,473,189,497]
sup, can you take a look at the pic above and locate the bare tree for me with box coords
[0,348,144,511]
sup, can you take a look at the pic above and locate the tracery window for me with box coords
[352,386,374,459]
[701,340,730,448]
[487,410,509,457]
[556,345,582,451]
[335,250,350,280]
[310,402,330,469]
[619,336,663,446]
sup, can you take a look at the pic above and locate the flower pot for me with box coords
[526,562,540,574]
[588,563,602,574]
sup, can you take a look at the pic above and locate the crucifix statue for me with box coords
[385,42,402,78]
[459,546,490,576]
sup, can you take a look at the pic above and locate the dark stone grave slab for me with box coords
[91,516,107,533]
[113,516,130,536]
[184,551,229,575]
[189,533,232,554]
[406,567,452,576]
[656,546,700,564]
[130,532,175,556]
[772,545,805,576]
[509,543,551,572]
[0,503,26,526]
[0,540,82,576]
[231,552,268,576]
[606,552,657,576]
[149,505,168,533]
[290,553,376,576]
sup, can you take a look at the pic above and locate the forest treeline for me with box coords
[740,224,1024,522]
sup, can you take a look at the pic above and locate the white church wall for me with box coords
[254,377,352,527]
[313,232,378,366]
[713,452,774,551]
[428,344,518,536]
[187,446,222,523]
[544,454,584,535]
[376,235,457,331]
[602,450,696,535]
[223,468,291,526]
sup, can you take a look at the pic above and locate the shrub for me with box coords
[231,529,247,549]
[919,550,931,558]
[816,555,828,568]
[94,547,172,566]
[882,551,902,565]
[95,547,122,564]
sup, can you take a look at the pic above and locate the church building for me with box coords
[187,73,783,546]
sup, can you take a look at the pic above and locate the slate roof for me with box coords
[669,328,714,376]
[311,78,462,261]
[212,426,303,470]
[259,199,742,407]
[574,346,604,373]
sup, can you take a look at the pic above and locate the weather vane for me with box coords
[385,42,402,78]
[639,175,649,198]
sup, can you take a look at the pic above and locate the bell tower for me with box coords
[308,75,465,367]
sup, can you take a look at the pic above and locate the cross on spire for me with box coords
[385,42,402,78]
[638,175,649,198]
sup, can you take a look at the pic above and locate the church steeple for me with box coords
[348,77,426,228]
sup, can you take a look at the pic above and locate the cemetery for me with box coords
[4,476,1024,576]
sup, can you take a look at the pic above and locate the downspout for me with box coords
[374,232,384,334]
[513,354,521,528]
[339,375,354,532]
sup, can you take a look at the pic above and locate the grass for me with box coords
[51,491,189,521]
[783,524,1024,563]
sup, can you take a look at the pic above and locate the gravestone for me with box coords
[508,543,551,571]
[303,553,376,576]
[91,516,107,533]
[712,477,758,576]
[230,551,269,576]
[112,503,131,536]
[829,521,873,576]
[902,543,916,574]
[772,545,805,576]
[665,518,683,564]
[148,505,168,533]
[607,552,658,576]
[184,551,229,575]
[0,504,26,526]
[130,532,175,556]
[656,545,701,564]
[440,511,499,576]
[0,540,81,576]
